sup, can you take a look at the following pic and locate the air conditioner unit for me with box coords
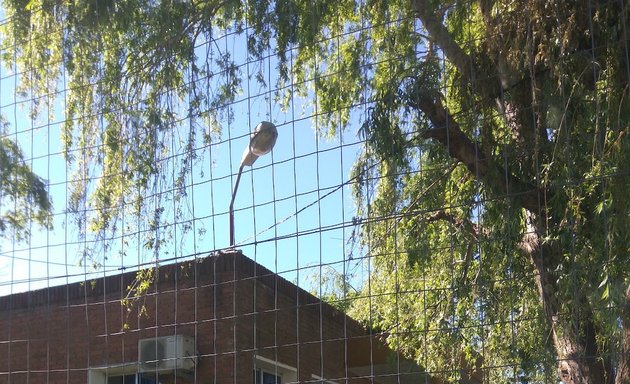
[138,335,196,373]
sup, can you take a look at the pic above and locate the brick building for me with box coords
[0,251,429,384]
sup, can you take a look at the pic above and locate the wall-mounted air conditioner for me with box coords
[138,335,196,373]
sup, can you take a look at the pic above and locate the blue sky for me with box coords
[0,21,369,297]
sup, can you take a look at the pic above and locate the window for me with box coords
[89,369,160,384]
[254,368,282,384]
[107,374,158,384]
[253,355,296,384]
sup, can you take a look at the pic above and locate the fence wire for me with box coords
[0,1,629,384]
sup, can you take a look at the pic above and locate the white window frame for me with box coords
[88,364,158,384]
[254,355,298,383]
[310,374,338,384]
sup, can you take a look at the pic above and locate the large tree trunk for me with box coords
[617,284,630,384]
[522,212,610,384]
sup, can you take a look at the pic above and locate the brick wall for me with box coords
[0,251,388,384]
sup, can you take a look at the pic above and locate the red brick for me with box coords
[0,252,403,383]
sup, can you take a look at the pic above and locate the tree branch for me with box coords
[425,210,482,288]
[415,93,544,212]
[411,0,502,99]
[411,0,471,78]
[426,209,481,239]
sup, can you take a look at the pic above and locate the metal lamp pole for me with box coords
[229,121,278,247]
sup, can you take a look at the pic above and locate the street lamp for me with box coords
[229,121,278,247]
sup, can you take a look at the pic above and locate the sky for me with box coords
[0,19,368,297]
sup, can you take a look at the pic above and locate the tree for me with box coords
[0,0,628,383]
[346,1,630,383]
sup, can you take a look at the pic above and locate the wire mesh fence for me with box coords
[0,1,629,383]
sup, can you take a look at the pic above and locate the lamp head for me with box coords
[240,121,278,166]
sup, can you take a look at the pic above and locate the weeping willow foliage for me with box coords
[345,1,630,383]
[1,0,629,382]
[0,117,52,241]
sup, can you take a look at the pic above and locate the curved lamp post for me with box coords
[229,121,278,247]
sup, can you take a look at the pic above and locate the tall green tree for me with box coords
[346,1,630,383]
[1,0,628,383]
